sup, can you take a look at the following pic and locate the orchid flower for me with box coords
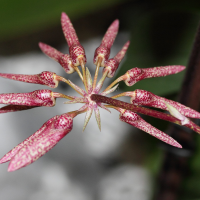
[1,12,200,172]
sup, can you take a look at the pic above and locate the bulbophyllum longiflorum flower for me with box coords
[1,12,200,172]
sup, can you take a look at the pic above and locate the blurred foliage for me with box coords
[117,6,200,96]
[0,0,127,41]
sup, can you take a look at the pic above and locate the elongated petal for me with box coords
[61,12,80,47]
[0,89,56,107]
[101,19,119,49]
[0,71,59,88]
[114,41,130,63]
[124,65,185,86]
[39,42,63,62]
[39,42,75,74]
[7,113,73,171]
[61,12,86,66]
[94,103,101,131]
[103,41,130,78]
[119,109,182,148]
[0,116,57,164]
[83,103,93,131]
[130,89,200,118]
[93,19,119,66]
[0,105,36,114]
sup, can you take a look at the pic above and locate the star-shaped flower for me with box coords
[1,12,200,172]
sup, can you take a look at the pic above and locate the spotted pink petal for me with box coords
[0,89,60,107]
[93,19,119,66]
[7,113,73,171]
[0,116,57,164]
[119,109,182,148]
[0,71,59,88]
[39,42,75,74]
[103,41,130,78]
[61,12,86,66]
[39,42,63,62]
[124,65,185,86]
[129,89,200,118]
[0,105,36,114]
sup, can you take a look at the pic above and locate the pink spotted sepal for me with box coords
[117,108,182,148]
[0,112,76,171]
[124,65,185,86]
[39,42,75,74]
[93,19,119,67]
[61,12,86,66]
[103,41,130,78]
[0,71,60,88]
[0,89,67,107]
[128,89,200,119]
